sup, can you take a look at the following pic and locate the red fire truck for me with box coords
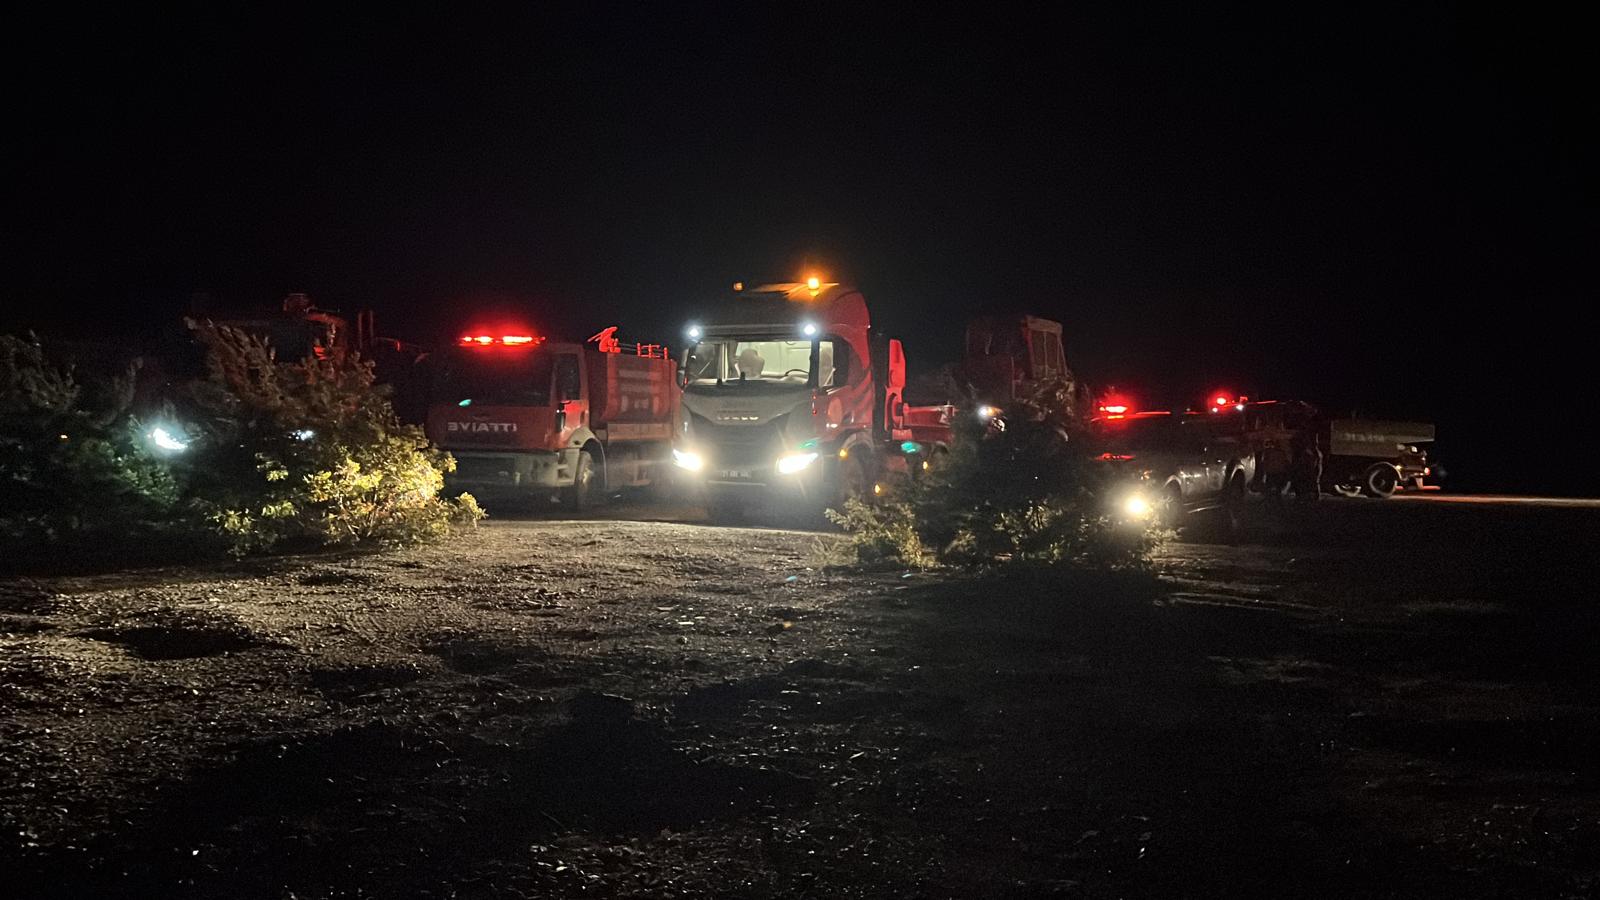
[671,280,921,520]
[425,326,679,510]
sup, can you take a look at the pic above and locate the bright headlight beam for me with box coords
[776,451,819,475]
[672,449,704,472]
[1123,495,1153,519]
[149,426,189,452]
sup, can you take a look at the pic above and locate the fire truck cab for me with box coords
[673,281,913,520]
[425,329,678,510]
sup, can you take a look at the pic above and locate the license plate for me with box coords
[715,469,753,479]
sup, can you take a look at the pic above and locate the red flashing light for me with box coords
[1214,395,1230,407]
[459,333,543,347]
[1097,391,1134,415]
[1098,452,1136,461]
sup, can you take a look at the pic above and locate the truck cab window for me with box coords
[818,340,851,388]
[435,348,553,406]
[556,355,581,403]
[686,339,816,385]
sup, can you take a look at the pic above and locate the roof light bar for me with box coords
[459,334,544,347]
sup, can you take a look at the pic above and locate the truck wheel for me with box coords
[1362,463,1399,498]
[562,449,598,512]
[1156,484,1184,530]
[835,450,872,509]
[1219,473,1247,540]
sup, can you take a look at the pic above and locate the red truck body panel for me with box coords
[587,349,678,440]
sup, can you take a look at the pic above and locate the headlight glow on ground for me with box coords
[776,452,818,475]
[672,449,704,472]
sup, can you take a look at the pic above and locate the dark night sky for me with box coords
[7,5,1594,492]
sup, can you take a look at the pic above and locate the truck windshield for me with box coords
[434,348,553,406]
[685,338,816,387]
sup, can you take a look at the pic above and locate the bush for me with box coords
[0,335,184,562]
[176,323,483,555]
[824,497,933,569]
[827,376,1162,572]
[0,326,481,567]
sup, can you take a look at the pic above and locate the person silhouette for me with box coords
[735,347,765,380]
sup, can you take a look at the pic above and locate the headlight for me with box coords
[776,451,818,475]
[672,448,704,472]
[148,425,190,453]
[1122,494,1153,519]
[977,405,1001,420]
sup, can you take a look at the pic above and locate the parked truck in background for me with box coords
[425,327,678,510]
[1239,401,1437,498]
[960,314,1072,411]
[1324,417,1436,497]
[197,293,433,421]
[671,281,919,520]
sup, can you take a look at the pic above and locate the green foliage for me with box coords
[824,497,933,569]
[1,326,481,568]
[0,335,183,559]
[827,380,1162,573]
[178,323,482,555]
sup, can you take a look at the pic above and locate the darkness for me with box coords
[7,5,1592,493]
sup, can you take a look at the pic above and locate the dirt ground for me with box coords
[2,498,1597,898]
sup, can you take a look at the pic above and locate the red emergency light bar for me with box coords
[459,333,545,347]
[1207,391,1250,413]
[1096,388,1135,416]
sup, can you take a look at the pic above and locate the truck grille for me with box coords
[691,412,788,470]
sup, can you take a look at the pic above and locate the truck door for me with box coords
[1172,420,1216,499]
[823,336,870,434]
[554,352,586,448]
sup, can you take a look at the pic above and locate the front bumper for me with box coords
[677,444,832,495]
[445,450,564,495]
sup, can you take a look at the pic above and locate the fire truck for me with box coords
[672,280,920,520]
[425,326,679,510]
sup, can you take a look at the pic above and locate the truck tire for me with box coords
[1219,472,1247,541]
[1362,463,1399,498]
[562,449,598,512]
[835,449,872,510]
[1156,483,1183,530]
